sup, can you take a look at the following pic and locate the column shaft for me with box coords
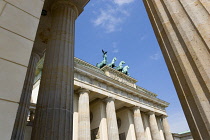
[105,97,120,140]
[73,94,79,140]
[11,52,40,140]
[99,101,108,140]
[133,107,146,140]
[31,2,77,140]
[143,0,210,139]
[162,117,173,140]
[149,112,161,140]
[142,113,152,140]
[127,109,137,140]
[78,89,91,140]
[157,117,165,140]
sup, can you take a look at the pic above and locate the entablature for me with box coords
[34,57,169,114]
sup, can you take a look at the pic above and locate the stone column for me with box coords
[104,97,120,140]
[127,109,137,140]
[11,52,40,140]
[73,94,79,140]
[99,101,108,140]
[162,116,173,140]
[143,0,210,139]
[148,112,161,140]
[31,1,78,140]
[156,117,165,140]
[78,89,91,140]
[132,107,146,140]
[142,113,152,140]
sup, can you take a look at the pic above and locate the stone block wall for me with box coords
[0,0,44,139]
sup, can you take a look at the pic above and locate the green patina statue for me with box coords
[108,57,117,68]
[96,50,130,75]
[116,61,125,72]
[122,65,129,75]
[96,50,107,68]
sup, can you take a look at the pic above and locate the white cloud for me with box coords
[150,53,160,60]
[92,1,134,33]
[112,42,119,53]
[113,49,119,53]
[113,0,134,6]
[93,8,123,33]
[140,34,147,41]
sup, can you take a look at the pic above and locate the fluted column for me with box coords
[104,97,120,140]
[127,109,137,140]
[143,0,210,139]
[73,94,79,140]
[31,1,78,140]
[99,101,108,140]
[78,89,91,140]
[132,107,146,140]
[11,52,40,140]
[148,112,161,140]
[162,116,173,140]
[142,113,152,140]
[156,117,165,140]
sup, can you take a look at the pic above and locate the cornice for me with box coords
[74,58,158,97]
[101,65,138,83]
[34,56,169,107]
[74,63,169,107]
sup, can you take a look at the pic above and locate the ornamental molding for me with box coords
[34,56,169,111]
[101,65,137,88]
[74,58,157,97]
[74,68,169,110]
[74,75,166,113]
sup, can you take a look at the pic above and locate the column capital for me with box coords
[132,106,141,111]
[147,111,155,115]
[51,1,79,16]
[51,0,90,16]
[77,88,90,94]
[103,97,115,103]
[31,52,40,60]
[161,115,168,118]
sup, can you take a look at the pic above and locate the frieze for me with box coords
[74,57,104,74]
[101,65,137,88]
[74,58,158,98]
[34,56,168,112]
[136,86,157,97]
[74,71,167,111]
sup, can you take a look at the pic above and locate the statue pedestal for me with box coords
[101,65,137,88]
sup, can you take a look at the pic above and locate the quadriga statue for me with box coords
[96,50,107,68]
[116,61,125,72]
[108,57,117,68]
[122,65,129,75]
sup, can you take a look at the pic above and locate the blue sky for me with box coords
[75,0,189,133]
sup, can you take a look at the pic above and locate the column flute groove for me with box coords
[163,0,210,135]
[162,116,173,140]
[11,52,40,140]
[179,0,210,49]
[78,88,91,140]
[132,107,146,140]
[199,0,210,14]
[148,112,161,140]
[31,1,77,140]
[104,97,120,140]
[143,0,210,139]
